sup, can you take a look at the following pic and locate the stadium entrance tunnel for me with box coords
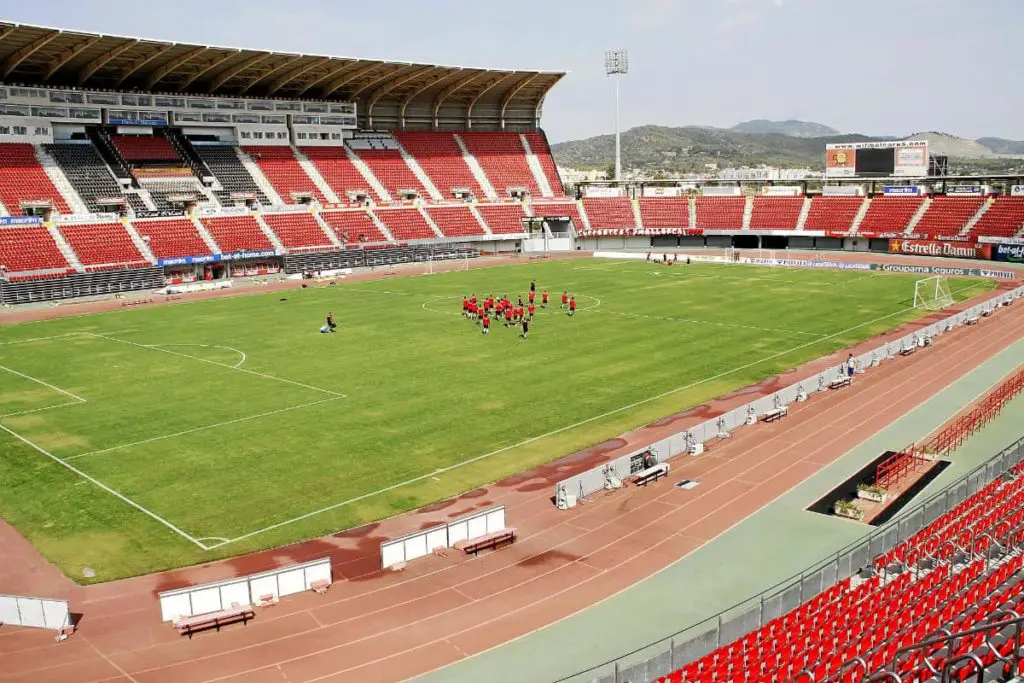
[731,234,760,249]
[761,235,789,250]
[808,450,951,526]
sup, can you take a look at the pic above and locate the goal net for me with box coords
[425,253,470,275]
[913,276,954,311]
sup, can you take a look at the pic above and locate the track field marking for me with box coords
[212,294,952,549]
[0,423,209,549]
[0,364,88,418]
[87,333,346,398]
[63,396,344,462]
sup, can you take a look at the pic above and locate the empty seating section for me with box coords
[321,210,387,244]
[394,133,485,199]
[44,143,130,214]
[969,197,1024,238]
[749,197,804,230]
[0,226,68,273]
[110,135,179,163]
[803,197,865,232]
[193,146,269,205]
[522,132,563,194]
[476,204,527,235]
[459,132,540,197]
[302,147,382,202]
[581,198,637,230]
[0,144,71,214]
[656,461,1024,683]
[262,213,332,251]
[695,197,746,229]
[374,208,436,240]
[857,197,924,233]
[145,181,204,212]
[246,146,324,204]
[639,198,690,228]
[200,215,272,253]
[533,201,584,232]
[913,197,985,238]
[132,218,211,258]
[355,149,429,200]
[59,222,146,268]
[425,206,484,238]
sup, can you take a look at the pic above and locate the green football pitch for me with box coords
[0,259,994,581]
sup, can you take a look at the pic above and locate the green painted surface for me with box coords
[413,338,1024,683]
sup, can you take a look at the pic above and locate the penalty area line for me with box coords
[0,422,210,550]
[217,301,930,549]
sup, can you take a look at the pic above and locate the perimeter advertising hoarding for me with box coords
[993,243,1024,263]
[825,146,856,178]
[0,216,42,226]
[889,239,991,260]
[1012,186,1024,197]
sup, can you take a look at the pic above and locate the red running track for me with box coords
[0,286,1022,683]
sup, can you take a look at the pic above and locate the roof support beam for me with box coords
[0,25,18,43]
[263,56,329,96]
[145,46,207,90]
[432,71,485,129]
[43,34,103,79]
[499,73,539,130]
[467,72,517,128]
[234,54,303,95]
[399,69,460,128]
[322,62,397,100]
[2,29,61,78]
[114,43,175,87]
[296,60,363,98]
[177,50,242,92]
[79,39,138,85]
[366,65,437,128]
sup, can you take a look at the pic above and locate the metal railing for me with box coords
[557,434,1024,683]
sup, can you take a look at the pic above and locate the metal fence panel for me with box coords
[675,625,719,664]
[801,570,823,602]
[617,661,648,683]
[819,559,838,590]
[643,650,673,681]
[780,582,802,616]
[719,604,761,645]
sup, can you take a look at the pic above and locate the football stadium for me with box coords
[1,13,1024,683]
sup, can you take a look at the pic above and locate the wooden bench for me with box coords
[966,316,980,326]
[310,579,331,595]
[830,376,853,390]
[761,406,788,423]
[899,345,916,357]
[172,604,254,638]
[453,528,516,556]
[982,309,994,318]
[633,462,670,487]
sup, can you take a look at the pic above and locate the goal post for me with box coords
[914,276,954,311]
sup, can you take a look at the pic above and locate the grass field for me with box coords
[0,259,994,582]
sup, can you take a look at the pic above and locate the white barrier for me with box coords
[157,280,234,295]
[0,594,70,632]
[554,285,1024,505]
[157,556,331,622]
[380,505,506,569]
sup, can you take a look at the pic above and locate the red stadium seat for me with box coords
[131,218,211,259]
[913,197,985,239]
[749,196,804,230]
[200,215,273,253]
[373,207,436,241]
[581,197,636,231]
[320,210,388,244]
[394,132,487,199]
[638,197,690,229]
[803,197,865,232]
[353,149,431,200]
[109,135,180,163]
[424,205,485,238]
[59,222,146,267]
[262,212,334,251]
[968,197,1024,239]
[0,226,70,273]
[301,147,385,203]
[476,203,528,235]
[857,196,924,234]
[695,197,746,230]
[459,132,542,197]
[246,146,325,204]
[0,144,72,214]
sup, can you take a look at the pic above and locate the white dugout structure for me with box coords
[0,594,71,633]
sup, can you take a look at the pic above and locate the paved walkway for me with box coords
[413,339,1024,683]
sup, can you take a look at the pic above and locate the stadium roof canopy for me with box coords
[0,22,566,130]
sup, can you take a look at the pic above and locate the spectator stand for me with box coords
[0,594,73,641]
[553,284,1024,507]
[380,505,506,570]
[157,556,331,624]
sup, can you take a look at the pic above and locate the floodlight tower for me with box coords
[605,49,628,182]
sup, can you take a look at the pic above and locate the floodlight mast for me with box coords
[605,49,628,182]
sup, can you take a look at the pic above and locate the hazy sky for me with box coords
[1,0,1020,143]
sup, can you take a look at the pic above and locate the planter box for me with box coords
[834,503,865,520]
[857,489,887,503]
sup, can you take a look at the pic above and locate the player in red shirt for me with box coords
[462,297,469,317]
[504,306,513,327]
[528,289,535,305]
[569,296,577,316]
[561,291,569,310]
[469,300,478,320]
[542,289,549,308]
[482,313,490,335]
[528,303,535,320]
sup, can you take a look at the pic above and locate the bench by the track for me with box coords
[172,604,254,638]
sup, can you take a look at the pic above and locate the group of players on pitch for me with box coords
[462,280,577,339]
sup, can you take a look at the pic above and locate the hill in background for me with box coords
[729,119,840,138]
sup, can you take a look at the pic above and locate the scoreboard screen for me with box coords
[855,148,895,176]
[825,141,928,178]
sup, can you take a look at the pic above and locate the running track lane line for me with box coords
[94,309,1024,683]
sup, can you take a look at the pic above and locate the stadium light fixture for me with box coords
[605,49,628,182]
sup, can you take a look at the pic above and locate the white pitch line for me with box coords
[87,333,345,398]
[0,332,85,346]
[0,365,89,419]
[597,310,824,338]
[216,299,938,548]
[147,343,248,369]
[64,397,344,462]
[0,422,208,550]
